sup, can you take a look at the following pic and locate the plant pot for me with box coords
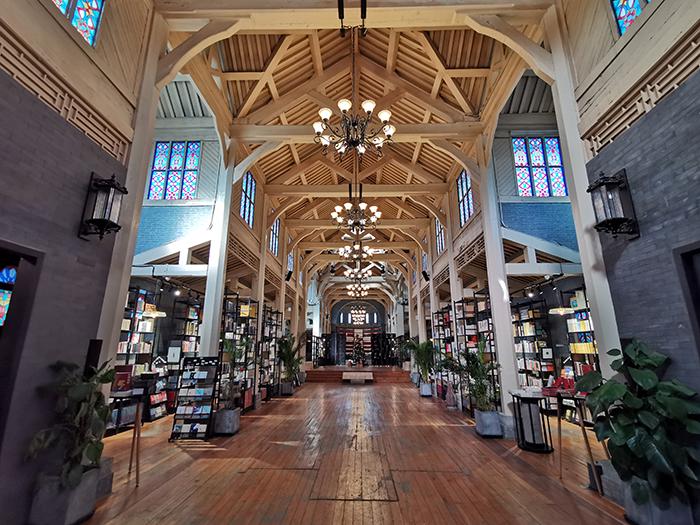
[419,382,433,397]
[474,409,503,438]
[29,468,99,525]
[403,361,411,371]
[623,480,693,525]
[96,457,113,501]
[410,372,420,385]
[280,381,294,396]
[214,408,241,435]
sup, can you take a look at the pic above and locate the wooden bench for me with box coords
[342,371,374,384]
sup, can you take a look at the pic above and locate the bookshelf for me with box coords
[475,292,501,410]
[221,295,259,410]
[165,298,202,410]
[512,300,555,388]
[431,307,453,400]
[169,356,219,441]
[562,289,599,380]
[260,306,282,399]
[117,287,160,373]
[454,298,479,413]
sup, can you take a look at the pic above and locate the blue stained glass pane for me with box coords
[182,171,198,200]
[53,0,70,14]
[467,190,474,216]
[148,171,166,200]
[250,177,256,202]
[0,266,17,285]
[512,138,528,166]
[516,167,532,197]
[527,138,545,166]
[532,167,550,197]
[549,167,567,197]
[466,172,471,189]
[544,138,562,166]
[612,0,643,35]
[0,290,11,327]
[152,142,170,170]
[165,171,183,200]
[185,142,201,170]
[169,142,186,170]
[71,0,105,46]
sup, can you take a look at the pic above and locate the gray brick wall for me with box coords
[500,202,578,251]
[0,70,125,524]
[135,205,214,254]
[586,69,700,390]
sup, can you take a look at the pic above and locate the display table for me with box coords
[342,371,374,384]
[510,390,553,453]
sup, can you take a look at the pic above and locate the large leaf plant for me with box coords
[27,361,115,489]
[407,339,434,384]
[463,338,499,412]
[575,340,700,506]
[278,334,303,382]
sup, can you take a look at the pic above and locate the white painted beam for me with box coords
[265,183,447,197]
[131,264,208,277]
[505,262,582,276]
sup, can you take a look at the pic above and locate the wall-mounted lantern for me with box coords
[587,168,639,237]
[79,173,128,240]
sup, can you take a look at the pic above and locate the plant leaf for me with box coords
[575,371,602,393]
[631,480,650,504]
[67,383,92,402]
[607,348,621,356]
[685,419,700,435]
[638,410,660,429]
[595,380,627,406]
[628,367,659,390]
[644,441,674,474]
[84,441,103,463]
[610,358,624,372]
[622,392,643,409]
[656,395,689,420]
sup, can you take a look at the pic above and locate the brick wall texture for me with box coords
[135,205,214,254]
[500,202,578,251]
[586,69,700,390]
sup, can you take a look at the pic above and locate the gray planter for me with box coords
[419,382,433,397]
[474,409,503,438]
[96,457,113,500]
[29,468,99,525]
[280,381,294,396]
[214,408,241,435]
[410,372,420,385]
[623,481,693,525]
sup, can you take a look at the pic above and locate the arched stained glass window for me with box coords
[511,137,567,198]
[147,141,201,200]
[435,219,446,255]
[240,172,256,228]
[457,170,474,227]
[269,218,280,256]
[611,0,649,35]
[0,266,16,327]
[287,237,294,272]
[51,0,105,46]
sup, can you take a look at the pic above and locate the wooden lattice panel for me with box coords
[583,21,700,156]
[455,234,485,273]
[228,234,259,270]
[434,266,450,287]
[0,20,130,164]
[265,266,282,290]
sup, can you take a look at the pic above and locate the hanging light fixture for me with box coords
[312,26,395,159]
[338,236,374,260]
[330,154,381,233]
[350,304,367,325]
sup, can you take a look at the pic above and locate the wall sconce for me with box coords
[587,168,639,237]
[79,173,128,240]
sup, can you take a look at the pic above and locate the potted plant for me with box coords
[27,360,115,525]
[278,334,302,396]
[215,337,246,435]
[464,339,502,437]
[575,340,699,525]
[408,340,434,397]
[438,355,463,409]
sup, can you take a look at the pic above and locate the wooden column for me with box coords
[97,15,168,362]
[199,158,235,357]
[480,145,519,416]
[544,6,620,378]
[407,277,418,339]
[277,224,288,327]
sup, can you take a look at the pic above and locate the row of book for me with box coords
[178,387,214,397]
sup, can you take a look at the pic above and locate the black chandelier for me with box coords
[330,155,382,234]
[338,233,375,260]
[312,26,395,159]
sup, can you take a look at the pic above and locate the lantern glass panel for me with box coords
[591,187,608,224]
[93,189,109,221]
[606,185,624,218]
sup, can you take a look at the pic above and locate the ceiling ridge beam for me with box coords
[265,183,447,197]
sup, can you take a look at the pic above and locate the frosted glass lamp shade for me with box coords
[361,99,376,113]
[337,99,352,112]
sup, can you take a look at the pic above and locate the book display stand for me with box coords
[260,306,282,399]
[512,300,555,388]
[169,356,219,441]
[221,295,259,411]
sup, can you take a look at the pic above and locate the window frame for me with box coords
[456,170,475,227]
[51,0,106,47]
[240,172,256,228]
[511,136,567,198]
[269,218,280,256]
[610,0,650,36]
[435,219,446,255]
[147,140,202,201]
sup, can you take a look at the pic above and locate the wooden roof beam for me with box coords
[285,218,429,229]
[265,183,447,197]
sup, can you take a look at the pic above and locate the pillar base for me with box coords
[499,413,515,439]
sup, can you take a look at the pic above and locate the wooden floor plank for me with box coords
[91,383,625,525]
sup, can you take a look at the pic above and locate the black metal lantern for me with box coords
[79,173,128,240]
[586,168,638,237]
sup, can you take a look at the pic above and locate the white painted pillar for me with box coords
[544,6,619,378]
[97,15,168,361]
[417,285,428,342]
[199,161,235,357]
[481,154,519,416]
[407,278,418,338]
[277,225,288,325]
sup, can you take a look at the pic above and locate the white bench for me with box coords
[342,371,374,384]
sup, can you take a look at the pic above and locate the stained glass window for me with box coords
[457,170,475,227]
[422,252,428,272]
[240,172,256,228]
[0,266,16,327]
[147,141,201,200]
[269,218,280,256]
[435,219,446,255]
[611,0,647,35]
[511,137,567,198]
[287,237,294,272]
[50,0,105,47]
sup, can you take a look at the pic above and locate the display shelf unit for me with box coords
[107,364,143,434]
[221,295,259,411]
[117,287,160,373]
[453,298,479,413]
[562,289,599,381]
[165,298,202,411]
[260,305,282,399]
[169,356,219,441]
[512,300,555,388]
[475,292,501,410]
[431,306,457,401]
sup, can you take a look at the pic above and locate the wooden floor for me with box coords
[90,383,625,525]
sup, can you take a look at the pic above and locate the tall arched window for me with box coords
[240,172,256,228]
[435,219,446,255]
[457,170,474,227]
[269,219,280,256]
[52,1,105,46]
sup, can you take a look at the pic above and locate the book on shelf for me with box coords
[567,318,591,332]
[121,318,131,331]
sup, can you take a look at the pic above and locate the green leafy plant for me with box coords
[278,334,303,382]
[221,337,249,409]
[27,361,115,489]
[407,339,434,384]
[575,340,700,506]
[463,338,498,411]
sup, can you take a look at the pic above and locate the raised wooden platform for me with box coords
[307,366,411,383]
